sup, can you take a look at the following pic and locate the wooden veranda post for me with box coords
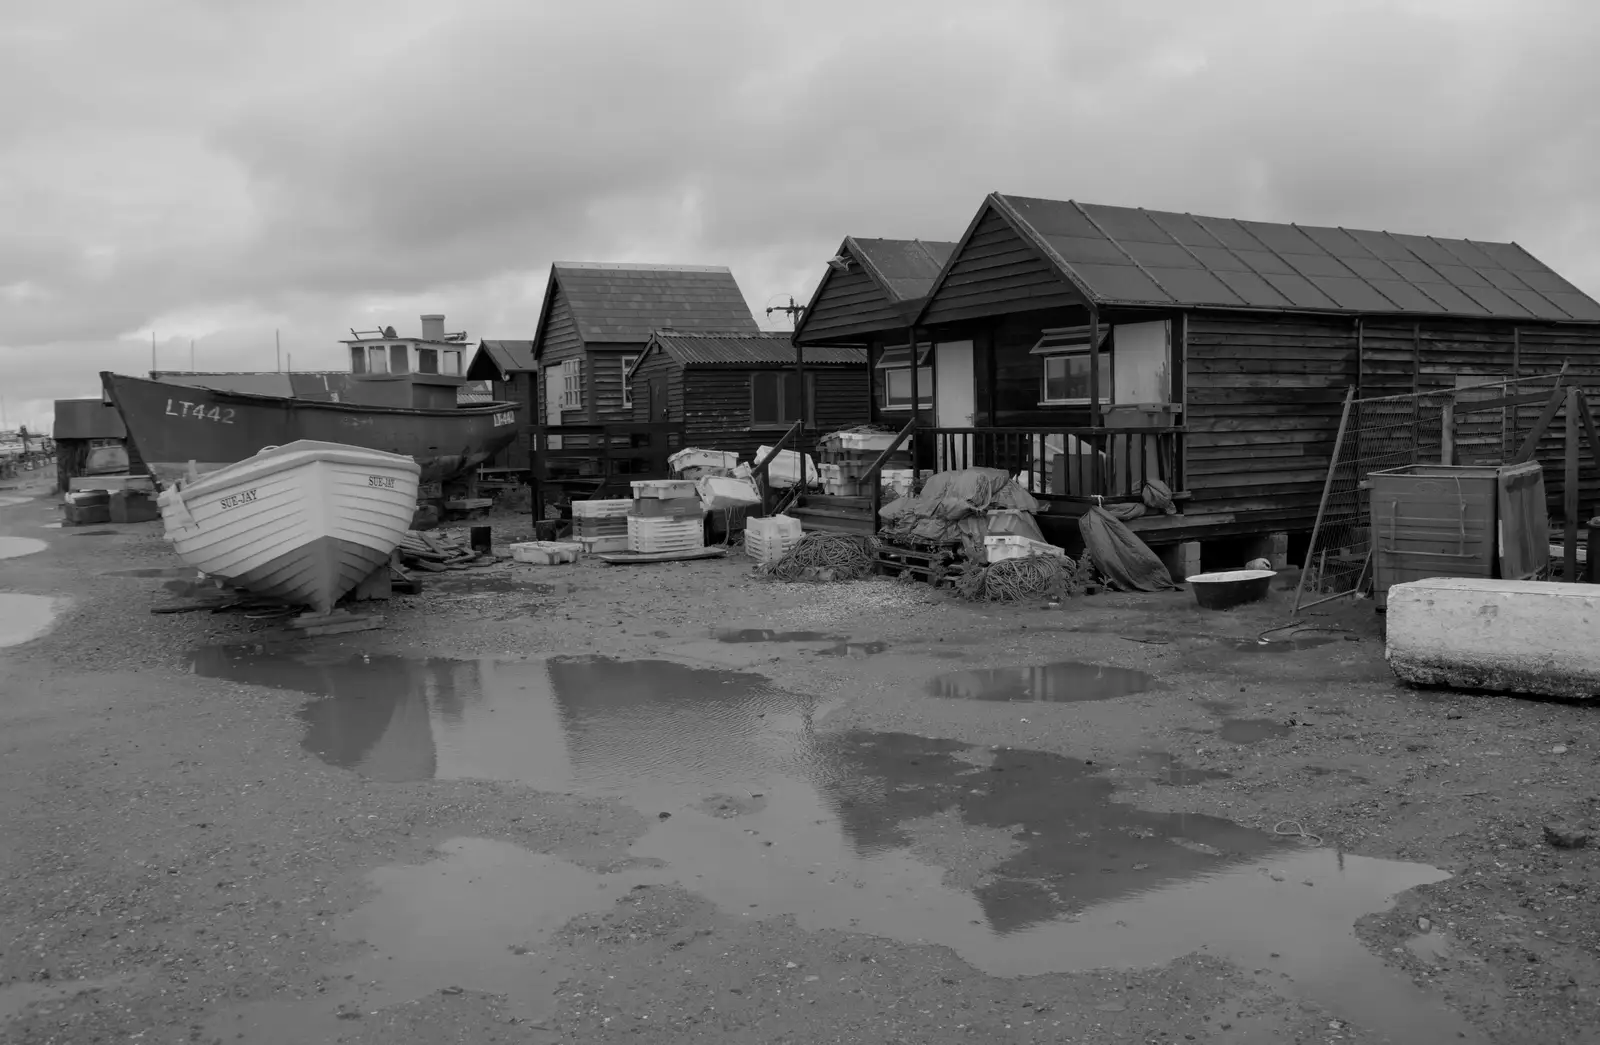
[1440,398,1455,466]
[1565,386,1580,579]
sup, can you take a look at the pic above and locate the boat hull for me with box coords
[102,371,520,487]
[159,441,421,614]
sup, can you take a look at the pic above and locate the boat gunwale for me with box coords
[100,371,521,419]
[174,444,421,499]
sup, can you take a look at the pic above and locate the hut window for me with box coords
[877,343,932,410]
[442,350,462,376]
[1033,327,1110,404]
[366,346,389,373]
[350,345,367,373]
[751,371,815,428]
[560,358,583,409]
[416,347,439,374]
[389,344,410,374]
[620,355,638,409]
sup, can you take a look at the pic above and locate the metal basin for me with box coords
[1188,569,1275,610]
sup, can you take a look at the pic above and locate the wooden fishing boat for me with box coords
[101,371,520,488]
[156,440,421,614]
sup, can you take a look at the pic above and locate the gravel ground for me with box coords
[3,471,1600,1044]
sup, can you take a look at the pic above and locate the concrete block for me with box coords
[1156,541,1201,582]
[1241,532,1289,570]
[1386,577,1600,698]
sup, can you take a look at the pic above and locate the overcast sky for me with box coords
[3,0,1597,431]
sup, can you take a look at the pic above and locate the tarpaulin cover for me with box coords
[1078,506,1176,592]
[880,468,1039,546]
[985,508,1046,544]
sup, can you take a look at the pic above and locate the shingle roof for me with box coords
[645,331,867,370]
[948,194,1600,322]
[469,340,536,379]
[848,237,957,306]
[546,263,760,347]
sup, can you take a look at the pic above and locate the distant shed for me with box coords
[628,331,868,458]
[54,397,140,491]
[466,340,537,471]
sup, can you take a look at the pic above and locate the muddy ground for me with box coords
[3,469,1600,1045]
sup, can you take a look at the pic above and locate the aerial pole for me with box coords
[766,294,807,430]
[276,329,282,372]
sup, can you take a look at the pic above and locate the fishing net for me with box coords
[759,533,875,582]
[953,554,1096,602]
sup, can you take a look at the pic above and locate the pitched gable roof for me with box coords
[917,193,1600,324]
[468,340,536,380]
[531,263,759,360]
[630,331,866,377]
[793,236,957,343]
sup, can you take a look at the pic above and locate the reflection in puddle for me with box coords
[0,971,142,1021]
[0,536,47,559]
[0,594,65,648]
[928,661,1153,702]
[191,646,1473,1042]
[715,628,843,643]
[815,640,889,657]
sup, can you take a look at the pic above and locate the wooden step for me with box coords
[802,493,872,511]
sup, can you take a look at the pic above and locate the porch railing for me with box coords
[926,426,1185,503]
[752,420,805,516]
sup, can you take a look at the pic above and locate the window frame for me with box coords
[416,347,439,374]
[366,345,389,374]
[389,344,410,374]
[750,369,816,429]
[882,364,933,411]
[560,358,583,410]
[1033,327,1112,406]
[620,355,638,410]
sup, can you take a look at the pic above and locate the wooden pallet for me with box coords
[871,538,963,586]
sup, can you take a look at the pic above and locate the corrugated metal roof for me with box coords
[848,238,957,305]
[986,195,1600,322]
[552,263,760,343]
[650,332,867,367]
[473,340,536,376]
[54,398,126,440]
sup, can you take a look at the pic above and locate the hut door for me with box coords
[934,340,975,470]
[648,374,668,420]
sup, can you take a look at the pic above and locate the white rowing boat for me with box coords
[157,440,420,614]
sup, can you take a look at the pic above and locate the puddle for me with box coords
[1218,718,1294,744]
[0,594,65,648]
[0,495,30,508]
[0,536,47,560]
[191,647,1475,1042]
[715,628,843,643]
[928,661,1153,702]
[211,838,655,1042]
[1406,929,1452,964]
[0,971,143,1021]
[189,649,829,797]
[38,521,62,529]
[815,640,889,657]
[1143,751,1232,786]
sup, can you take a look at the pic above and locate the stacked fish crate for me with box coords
[817,430,912,497]
[572,498,631,554]
[627,480,705,554]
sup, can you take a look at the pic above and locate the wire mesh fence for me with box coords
[1293,375,1563,613]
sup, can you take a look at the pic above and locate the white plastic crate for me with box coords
[745,514,802,565]
[984,534,1067,564]
[754,447,820,489]
[837,431,899,452]
[669,448,740,474]
[576,535,629,554]
[572,498,631,519]
[630,479,700,500]
[511,541,581,565]
[627,515,705,553]
[698,474,761,509]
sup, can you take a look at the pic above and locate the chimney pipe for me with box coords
[420,314,445,341]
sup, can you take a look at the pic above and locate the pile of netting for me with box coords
[759,532,875,582]
[953,553,1097,602]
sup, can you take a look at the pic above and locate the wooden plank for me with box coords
[1567,386,1580,577]
[1511,386,1567,464]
